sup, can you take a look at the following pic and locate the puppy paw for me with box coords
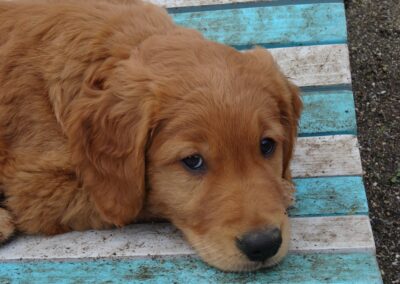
[0,208,15,243]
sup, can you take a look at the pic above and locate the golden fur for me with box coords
[0,0,302,271]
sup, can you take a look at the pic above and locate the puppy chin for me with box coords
[195,240,289,272]
[184,219,291,272]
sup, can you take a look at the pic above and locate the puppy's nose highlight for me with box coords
[236,227,282,262]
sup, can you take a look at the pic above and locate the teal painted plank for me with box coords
[299,90,357,136]
[0,253,382,283]
[171,3,347,48]
[291,176,368,217]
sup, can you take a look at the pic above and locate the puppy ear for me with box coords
[281,80,302,181]
[66,57,155,226]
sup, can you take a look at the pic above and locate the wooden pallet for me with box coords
[0,0,383,283]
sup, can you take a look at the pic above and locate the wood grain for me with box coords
[292,135,362,177]
[0,253,382,283]
[270,45,351,87]
[171,3,347,48]
[0,216,374,261]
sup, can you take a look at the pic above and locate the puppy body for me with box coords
[0,0,177,234]
[0,0,301,271]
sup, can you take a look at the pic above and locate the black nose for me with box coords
[236,227,282,262]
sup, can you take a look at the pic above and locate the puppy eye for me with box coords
[260,138,276,157]
[182,154,205,171]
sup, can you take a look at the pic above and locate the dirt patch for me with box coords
[344,0,400,282]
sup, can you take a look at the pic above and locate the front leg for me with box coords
[2,167,113,237]
[0,208,14,243]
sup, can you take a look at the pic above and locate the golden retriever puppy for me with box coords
[0,0,302,271]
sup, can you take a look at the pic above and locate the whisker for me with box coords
[190,240,216,254]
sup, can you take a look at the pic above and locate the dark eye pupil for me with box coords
[261,138,276,156]
[182,155,204,170]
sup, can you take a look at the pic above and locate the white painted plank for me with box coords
[290,216,375,253]
[149,0,273,8]
[292,135,362,177]
[269,44,352,87]
[0,216,374,261]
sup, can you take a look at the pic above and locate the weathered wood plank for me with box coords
[290,216,374,253]
[0,216,374,261]
[299,90,356,136]
[292,135,362,177]
[270,45,351,87]
[171,3,347,48]
[291,176,368,217]
[0,253,382,284]
[151,0,274,8]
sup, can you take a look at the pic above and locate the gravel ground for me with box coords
[344,1,400,283]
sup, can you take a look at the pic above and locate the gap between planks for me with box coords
[0,215,374,261]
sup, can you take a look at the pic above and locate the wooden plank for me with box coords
[269,45,351,87]
[0,216,374,261]
[0,253,382,283]
[290,216,374,253]
[299,90,356,136]
[151,1,346,9]
[171,3,347,48]
[291,176,368,217]
[150,0,274,8]
[292,135,362,177]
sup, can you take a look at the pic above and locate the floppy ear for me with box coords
[66,57,155,227]
[281,80,302,181]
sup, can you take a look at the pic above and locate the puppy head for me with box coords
[68,32,301,270]
[134,35,302,271]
